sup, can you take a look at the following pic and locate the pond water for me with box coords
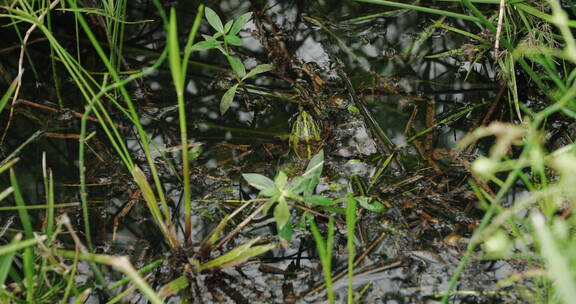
[0,0,526,303]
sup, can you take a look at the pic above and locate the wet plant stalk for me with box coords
[309,216,335,304]
[168,5,204,243]
[346,195,357,303]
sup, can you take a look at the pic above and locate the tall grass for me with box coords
[0,0,273,301]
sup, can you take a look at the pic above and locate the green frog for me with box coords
[289,109,322,159]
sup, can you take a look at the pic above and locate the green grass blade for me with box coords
[0,77,18,115]
[354,0,480,22]
[181,4,204,79]
[0,234,22,286]
[109,258,163,290]
[158,276,189,299]
[168,8,183,93]
[23,247,35,302]
[346,195,357,303]
[9,169,33,239]
[198,238,260,271]
[309,216,335,304]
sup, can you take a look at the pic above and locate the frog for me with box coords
[289,109,322,159]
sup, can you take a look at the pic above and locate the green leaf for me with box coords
[202,34,215,41]
[10,170,33,239]
[242,173,275,191]
[187,145,203,161]
[288,176,308,195]
[190,40,222,51]
[158,276,189,299]
[278,221,292,242]
[224,20,233,33]
[0,234,21,286]
[220,83,238,115]
[303,150,324,196]
[274,171,288,190]
[168,8,183,94]
[259,187,278,197]
[220,243,276,269]
[197,237,275,271]
[224,34,243,46]
[204,7,224,33]
[262,200,275,215]
[227,56,246,78]
[305,195,336,206]
[0,77,18,116]
[242,64,274,81]
[230,12,253,35]
[305,150,324,175]
[357,196,385,213]
[274,199,291,229]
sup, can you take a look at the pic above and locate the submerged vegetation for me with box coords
[1,0,576,303]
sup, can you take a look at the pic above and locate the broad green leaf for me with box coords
[230,12,253,35]
[305,195,336,206]
[227,56,246,78]
[259,187,278,197]
[242,173,275,191]
[224,20,233,33]
[242,64,274,81]
[288,176,308,195]
[204,7,224,33]
[274,171,288,190]
[220,83,238,114]
[303,150,324,195]
[274,199,290,229]
[224,34,242,46]
[190,40,222,51]
[168,9,183,93]
[305,150,324,176]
